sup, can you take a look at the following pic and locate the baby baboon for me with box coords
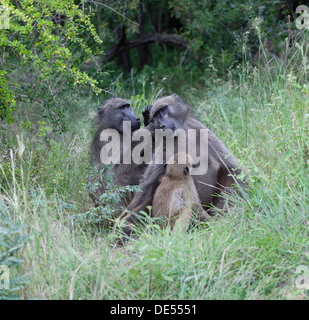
[88,97,146,218]
[121,94,246,236]
[152,153,212,230]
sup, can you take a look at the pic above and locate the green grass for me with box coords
[0,34,308,300]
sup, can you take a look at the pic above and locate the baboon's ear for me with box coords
[97,107,104,119]
[172,94,182,102]
[184,166,190,175]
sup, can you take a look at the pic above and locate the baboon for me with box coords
[152,152,212,230]
[88,98,146,218]
[121,94,245,236]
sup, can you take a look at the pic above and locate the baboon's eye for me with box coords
[159,106,167,113]
[184,166,190,175]
[154,106,167,118]
[119,104,130,110]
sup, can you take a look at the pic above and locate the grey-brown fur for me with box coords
[88,97,146,218]
[121,94,245,236]
[152,152,212,230]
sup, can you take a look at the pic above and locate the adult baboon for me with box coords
[152,152,212,230]
[121,94,245,236]
[88,98,146,218]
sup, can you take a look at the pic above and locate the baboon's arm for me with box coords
[172,207,192,230]
[126,163,165,221]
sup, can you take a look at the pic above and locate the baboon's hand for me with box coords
[142,104,152,126]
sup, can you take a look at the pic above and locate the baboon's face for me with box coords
[150,94,189,131]
[116,103,141,132]
[98,98,141,132]
[152,105,176,131]
[184,166,190,175]
[165,152,193,177]
[165,162,192,178]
